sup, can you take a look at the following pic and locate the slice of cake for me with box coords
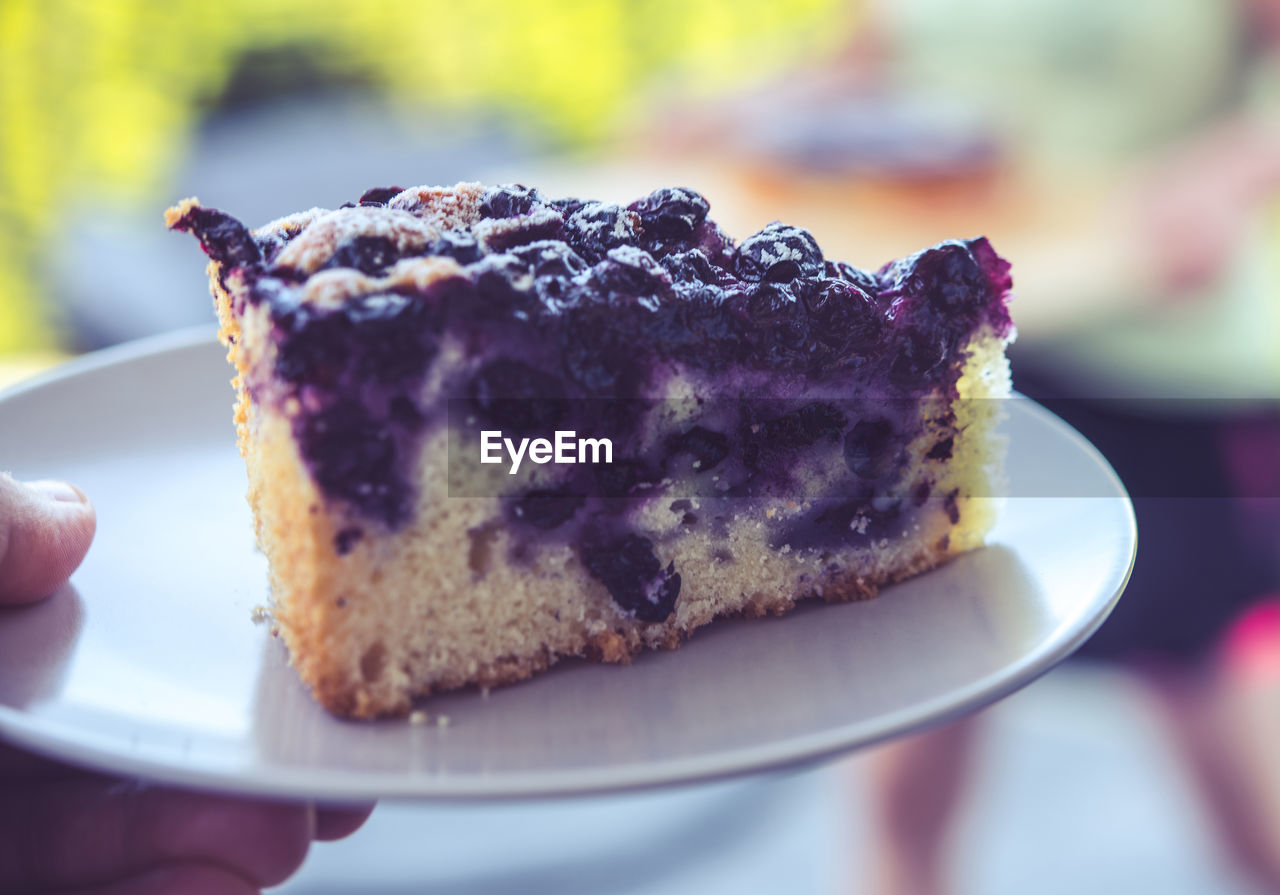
[167,183,1014,719]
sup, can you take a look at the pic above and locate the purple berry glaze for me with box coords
[169,184,1014,624]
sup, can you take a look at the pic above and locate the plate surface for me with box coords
[0,328,1134,799]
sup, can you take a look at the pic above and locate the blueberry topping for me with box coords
[299,400,409,527]
[752,402,846,452]
[735,223,824,282]
[590,246,672,304]
[889,327,948,385]
[661,249,720,286]
[326,235,401,276]
[564,203,641,262]
[748,281,810,364]
[512,490,585,529]
[629,187,711,256]
[470,360,567,433]
[797,278,883,363]
[665,426,730,471]
[334,527,364,555]
[479,184,542,218]
[581,532,681,622]
[560,312,647,393]
[357,186,405,206]
[844,419,902,480]
[171,186,1016,536]
[926,437,954,460]
[477,207,565,253]
[592,457,654,500]
[777,498,899,549]
[546,195,589,218]
[428,231,484,265]
[824,260,880,295]
[173,207,262,269]
[881,241,989,314]
[508,240,589,279]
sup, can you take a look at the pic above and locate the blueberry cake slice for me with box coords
[166,183,1014,719]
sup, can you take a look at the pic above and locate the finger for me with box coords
[0,474,96,605]
[58,862,259,895]
[314,803,375,841]
[0,777,314,891]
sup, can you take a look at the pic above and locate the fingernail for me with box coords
[27,480,89,504]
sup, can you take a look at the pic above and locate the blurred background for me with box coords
[3,0,1280,892]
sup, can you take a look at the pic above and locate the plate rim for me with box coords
[0,329,1136,800]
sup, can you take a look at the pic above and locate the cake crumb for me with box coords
[250,605,272,624]
[436,714,451,728]
[409,710,429,725]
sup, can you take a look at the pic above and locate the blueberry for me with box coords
[564,203,641,262]
[508,240,589,279]
[470,360,566,433]
[299,400,409,527]
[664,426,730,472]
[880,241,988,314]
[591,458,654,500]
[692,220,735,269]
[479,184,542,219]
[629,187,709,238]
[759,403,847,449]
[748,281,810,362]
[776,499,896,549]
[273,304,346,386]
[660,249,720,285]
[888,327,948,385]
[512,489,584,529]
[357,186,405,206]
[844,419,901,479]
[274,291,437,386]
[470,253,540,319]
[546,195,589,218]
[476,207,565,253]
[334,527,364,555]
[344,293,437,381]
[580,532,681,622]
[428,231,484,265]
[926,437,954,460]
[561,318,643,392]
[735,223,824,282]
[326,236,401,275]
[823,260,880,295]
[797,277,883,363]
[173,206,262,269]
[590,246,672,303]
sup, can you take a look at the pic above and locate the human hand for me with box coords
[0,473,372,893]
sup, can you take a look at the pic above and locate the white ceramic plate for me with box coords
[0,328,1134,800]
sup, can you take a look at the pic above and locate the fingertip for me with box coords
[314,803,375,841]
[0,476,97,605]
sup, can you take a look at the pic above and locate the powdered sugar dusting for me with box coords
[275,206,442,275]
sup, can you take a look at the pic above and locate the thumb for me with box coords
[0,474,96,605]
